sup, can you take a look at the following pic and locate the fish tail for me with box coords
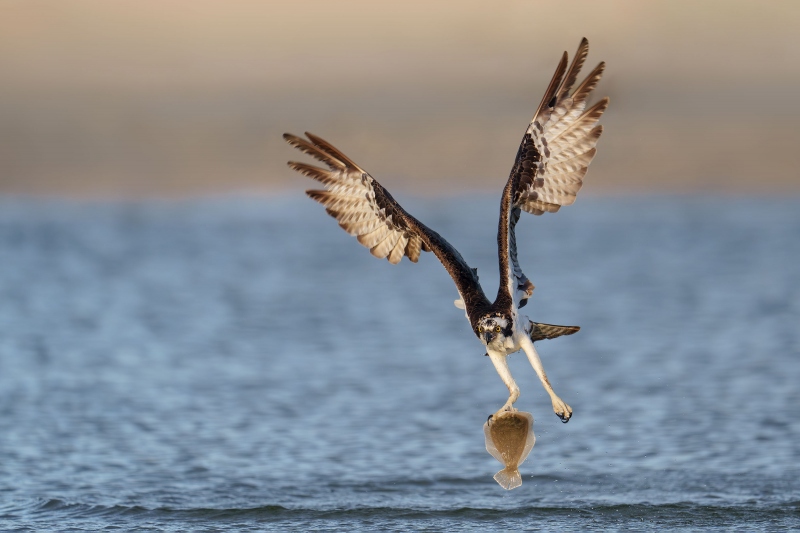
[493,467,522,490]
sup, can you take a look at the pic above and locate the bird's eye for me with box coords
[478,326,484,333]
[495,326,501,333]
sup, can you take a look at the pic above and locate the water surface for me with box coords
[0,196,798,531]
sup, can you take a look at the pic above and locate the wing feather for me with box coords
[529,322,580,343]
[370,228,401,259]
[357,222,392,248]
[285,132,491,319]
[405,234,422,263]
[546,148,597,175]
[555,38,590,101]
[496,39,608,310]
[339,216,383,236]
[388,234,409,265]
[284,135,347,170]
[518,39,607,216]
[531,52,568,129]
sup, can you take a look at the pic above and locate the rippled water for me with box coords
[0,196,798,531]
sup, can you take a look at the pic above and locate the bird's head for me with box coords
[477,314,512,347]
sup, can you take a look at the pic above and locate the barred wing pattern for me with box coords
[285,132,491,320]
[499,38,608,309]
[528,322,580,343]
[285,132,423,265]
[515,37,608,215]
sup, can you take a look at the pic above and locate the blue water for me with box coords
[0,196,798,531]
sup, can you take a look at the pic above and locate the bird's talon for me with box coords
[551,398,572,423]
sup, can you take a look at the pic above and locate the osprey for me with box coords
[285,38,607,423]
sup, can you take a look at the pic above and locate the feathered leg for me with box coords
[518,335,572,422]
[486,350,520,418]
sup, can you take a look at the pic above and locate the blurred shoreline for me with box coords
[1,190,797,205]
[1,1,799,197]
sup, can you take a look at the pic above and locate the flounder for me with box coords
[483,411,535,490]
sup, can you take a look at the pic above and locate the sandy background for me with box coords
[1,0,798,197]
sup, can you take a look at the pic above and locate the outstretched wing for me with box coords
[285,132,491,318]
[515,37,608,215]
[497,38,608,309]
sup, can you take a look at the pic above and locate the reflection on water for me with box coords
[0,196,798,530]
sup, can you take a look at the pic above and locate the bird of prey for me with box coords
[284,38,607,423]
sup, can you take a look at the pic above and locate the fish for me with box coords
[483,411,536,490]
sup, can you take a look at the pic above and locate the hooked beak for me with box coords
[483,331,494,344]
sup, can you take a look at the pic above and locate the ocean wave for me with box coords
[20,498,800,521]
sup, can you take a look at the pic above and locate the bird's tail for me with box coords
[494,467,523,490]
[528,322,580,343]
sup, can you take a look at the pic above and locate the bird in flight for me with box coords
[284,38,607,423]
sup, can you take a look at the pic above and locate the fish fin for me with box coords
[494,467,523,490]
